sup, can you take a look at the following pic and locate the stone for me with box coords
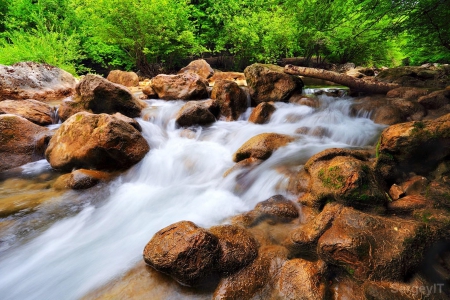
[289,94,320,108]
[209,225,258,274]
[45,112,149,171]
[418,89,450,109]
[211,80,248,121]
[142,83,157,98]
[111,112,142,132]
[376,65,450,89]
[388,195,428,213]
[244,64,303,105]
[178,59,214,80]
[0,62,76,101]
[389,184,405,200]
[151,73,208,100]
[248,102,276,124]
[386,87,430,100]
[53,169,112,190]
[0,114,50,172]
[232,133,294,162]
[208,71,246,86]
[106,70,139,87]
[143,221,220,286]
[175,101,216,127]
[0,99,55,126]
[251,195,299,224]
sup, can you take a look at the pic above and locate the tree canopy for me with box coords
[0,0,449,75]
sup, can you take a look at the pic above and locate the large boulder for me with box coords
[58,74,145,121]
[248,102,276,124]
[106,70,139,87]
[0,62,76,101]
[417,89,450,109]
[0,99,55,126]
[232,133,294,162]
[375,118,450,183]
[244,64,303,105]
[151,73,209,100]
[178,59,214,80]
[211,80,248,121]
[175,101,216,127]
[0,114,50,171]
[45,112,149,171]
[386,87,430,100]
[143,221,220,286]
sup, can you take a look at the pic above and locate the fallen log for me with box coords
[284,64,401,94]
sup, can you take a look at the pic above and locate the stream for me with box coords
[0,90,385,300]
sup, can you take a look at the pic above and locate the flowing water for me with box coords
[0,92,385,300]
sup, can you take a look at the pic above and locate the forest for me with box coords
[0,0,449,76]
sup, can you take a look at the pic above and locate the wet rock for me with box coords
[296,126,331,137]
[386,87,430,100]
[232,133,294,162]
[151,73,209,100]
[106,70,139,87]
[0,114,50,171]
[276,259,328,300]
[317,207,437,281]
[141,83,157,98]
[208,71,246,86]
[248,102,275,124]
[249,195,299,225]
[54,169,112,190]
[178,59,214,80]
[211,80,248,121]
[143,221,220,286]
[387,195,428,213]
[375,119,450,183]
[111,112,142,132]
[209,225,258,274]
[45,112,149,171]
[402,175,428,195]
[0,62,76,101]
[175,101,216,127]
[0,99,54,126]
[58,75,146,121]
[223,157,263,178]
[244,64,303,105]
[289,94,320,108]
[213,245,288,300]
[418,89,450,109]
[299,148,386,210]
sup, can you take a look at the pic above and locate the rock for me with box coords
[386,87,430,100]
[248,102,276,124]
[54,169,112,190]
[387,195,428,213]
[223,157,263,178]
[251,195,299,224]
[213,245,288,300]
[295,126,331,137]
[106,70,139,87]
[375,119,450,183]
[276,259,328,300]
[389,184,405,200]
[175,101,216,127]
[376,65,450,89]
[0,62,76,101]
[232,133,294,162]
[289,94,320,108]
[418,89,450,109]
[244,64,303,105]
[143,221,220,286]
[151,73,208,100]
[317,207,437,281]
[208,71,246,86]
[111,112,142,132]
[211,80,248,121]
[0,99,55,126]
[142,83,157,98]
[45,112,149,171]
[57,98,88,122]
[0,114,50,172]
[299,148,386,210]
[178,59,214,80]
[401,175,428,195]
[209,225,258,274]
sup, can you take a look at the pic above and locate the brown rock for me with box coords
[388,195,428,213]
[244,64,303,105]
[0,62,76,101]
[389,184,405,200]
[376,65,450,89]
[233,133,294,162]
[178,59,214,80]
[209,225,258,274]
[386,87,430,100]
[142,83,157,98]
[151,73,208,100]
[223,157,263,178]
[175,101,216,127]
[57,98,88,122]
[289,94,320,108]
[111,112,142,132]
[106,70,139,87]
[45,112,149,171]
[418,89,450,109]
[208,71,246,86]
[295,126,331,137]
[401,175,428,195]
[0,99,55,126]
[143,221,220,286]
[276,259,328,300]
[251,195,299,224]
[54,169,112,190]
[211,80,248,121]
[248,102,275,124]
[0,114,50,171]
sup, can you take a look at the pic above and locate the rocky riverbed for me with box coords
[0,60,449,299]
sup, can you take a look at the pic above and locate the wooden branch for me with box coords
[284,64,400,94]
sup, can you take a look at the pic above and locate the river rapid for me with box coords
[0,91,385,300]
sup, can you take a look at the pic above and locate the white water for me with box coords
[0,95,384,300]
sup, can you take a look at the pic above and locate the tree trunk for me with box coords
[284,64,400,94]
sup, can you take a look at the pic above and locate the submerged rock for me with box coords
[0,99,55,126]
[151,73,209,100]
[232,133,294,162]
[106,70,139,87]
[54,169,112,190]
[0,62,76,101]
[45,112,149,171]
[175,101,216,127]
